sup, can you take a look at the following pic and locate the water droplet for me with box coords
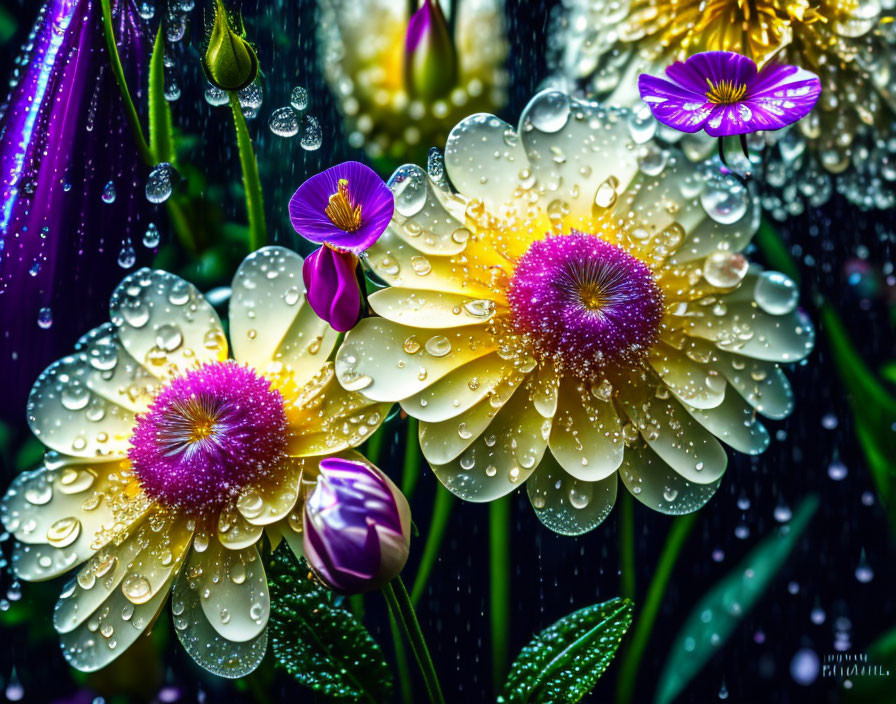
[300,115,323,151]
[101,181,117,204]
[269,106,300,137]
[145,163,176,204]
[827,460,848,481]
[122,573,152,603]
[290,86,308,111]
[424,335,451,357]
[118,238,136,269]
[143,223,161,248]
[754,271,798,315]
[703,251,749,288]
[37,307,53,329]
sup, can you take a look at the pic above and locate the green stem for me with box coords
[388,599,414,704]
[401,418,421,498]
[411,485,455,606]
[619,490,635,601]
[489,496,511,693]
[100,0,153,166]
[615,512,699,704]
[228,91,266,251]
[364,425,387,467]
[383,577,446,704]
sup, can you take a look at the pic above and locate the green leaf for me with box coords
[148,26,176,165]
[821,304,896,531]
[268,546,393,704]
[500,596,633,704]
[844,624,896,703]
[654,494,819,704]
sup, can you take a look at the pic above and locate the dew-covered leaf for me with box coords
[500,596,633,704]
[654,494,819,704]
[268,546,393,704]
[148,25,176,165]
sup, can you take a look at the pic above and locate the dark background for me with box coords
[0,0,893,702]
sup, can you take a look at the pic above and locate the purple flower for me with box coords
[289,161,394,253]
[302,244,362,333]
[0,0,152,423]
[638,51,822,137]
[289,161,394,332]
[303,457,411,594]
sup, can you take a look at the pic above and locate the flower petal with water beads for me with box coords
[528,452,619,536]
[229,247,339,389]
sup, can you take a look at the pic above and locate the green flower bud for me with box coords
[203,0,258,91]
[404,0,458,101]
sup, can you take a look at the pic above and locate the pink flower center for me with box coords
[129,361,288,513]
[507,232,664,376]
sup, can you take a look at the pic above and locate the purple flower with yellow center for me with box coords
[289,161,395,332]
[303,457,411,594]
[0,246,390,677]
[638,51,822,137]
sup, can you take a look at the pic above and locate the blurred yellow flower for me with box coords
[317,0,508,165]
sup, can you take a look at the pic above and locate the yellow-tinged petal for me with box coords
[217,505,264,550]
[336,318,496,402]
[109,269,227,379]
[27,355,137,458]
[548,377,624,481]
[649,342,727,410]
[713,350,793,419]
[287,364,391,457]
[58,533,189,672]
[368,288,498,328]
[229,246,338,388]
[184,539,269,643]
[237,456,304,526]
[429,378,549,502]
[527,451,618,535]
[54,512,193,633]
[172,563,268,678]
[686,388,770,455]
[364,226,496,299]
[620,390,727,484]
[618,442,722,515]
[419,371,527,463]
[401,352,519,423]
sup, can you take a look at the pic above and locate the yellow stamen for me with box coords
[580,282,607,311]
[705,78,747,104]
[325,178,363,232]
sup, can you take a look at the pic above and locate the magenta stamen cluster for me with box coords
[129,361,288,513]
[507,231,664,374]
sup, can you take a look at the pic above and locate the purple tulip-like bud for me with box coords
[303,457,411,594]
[404,0,458,101]
[0,0,152,422]
[302,245,362,332]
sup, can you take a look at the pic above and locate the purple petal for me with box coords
[289,161,394,252]
[703,104,755,137]
[405,0,432,55]
[681,51,758,91]
[302,245,362,332]
[638,74,714,133]
[0,0,152,423]
[742,65,822,132]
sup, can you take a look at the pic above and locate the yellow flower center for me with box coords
[325,178,363,232]
[579,282,608,311]
[705,78,747,104]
